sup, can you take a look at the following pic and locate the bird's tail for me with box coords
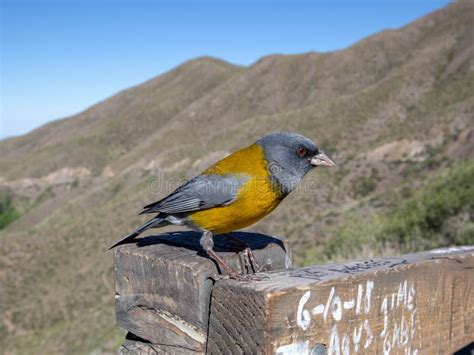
[109,216,165,249]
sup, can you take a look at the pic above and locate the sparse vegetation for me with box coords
[1,2,474,353]
[0,195,20,229]
[459,222,474,244]
[318,161,474,261]
[351,167,380,197]
[401,143,445,178]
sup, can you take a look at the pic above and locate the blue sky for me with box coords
[1,0,450,139]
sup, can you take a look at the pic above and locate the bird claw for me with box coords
[242,247,261,273]
[223,234,261,273]
[206,235,268,282]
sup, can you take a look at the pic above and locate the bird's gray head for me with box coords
[257,131,335,195]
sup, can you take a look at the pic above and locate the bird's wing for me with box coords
[140,173,249,215]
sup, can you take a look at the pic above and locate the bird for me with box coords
[109,131,335,280]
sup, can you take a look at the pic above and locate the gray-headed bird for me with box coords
[110,132,335,280]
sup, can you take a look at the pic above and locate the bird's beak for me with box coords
[310,151,336,167]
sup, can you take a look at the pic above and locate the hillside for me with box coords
[1,1,474,353]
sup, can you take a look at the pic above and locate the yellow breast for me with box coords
[188,143,282,234]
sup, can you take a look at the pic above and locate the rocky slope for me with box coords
[1,1,473,353]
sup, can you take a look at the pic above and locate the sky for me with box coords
[1,0,451,139]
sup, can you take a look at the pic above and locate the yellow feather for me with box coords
[189,143,282,233]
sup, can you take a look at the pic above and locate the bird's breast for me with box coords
[188,143,284,233]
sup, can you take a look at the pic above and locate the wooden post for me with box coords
[114,231,291,354]
[206,246,474,354]
[114,233,474,354]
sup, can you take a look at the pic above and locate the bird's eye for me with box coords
[296,147,307,157]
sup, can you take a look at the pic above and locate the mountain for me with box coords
[1,1,473,353]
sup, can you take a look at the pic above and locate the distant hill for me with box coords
[1,1,473,353]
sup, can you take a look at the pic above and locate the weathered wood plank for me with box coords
[114,231,291,352]
[207,246,474,354]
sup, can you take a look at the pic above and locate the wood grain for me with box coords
[114,231,291,352]
[207,246,474,354]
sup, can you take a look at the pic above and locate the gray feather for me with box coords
[140,174,249,215]
[109,216,167,249]
[258,132,319,195]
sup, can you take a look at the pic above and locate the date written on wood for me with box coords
[278,279,418,355]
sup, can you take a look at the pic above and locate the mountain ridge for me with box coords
[1,1,473,353]
[3,1,473,179]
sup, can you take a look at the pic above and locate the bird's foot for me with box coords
[223,234,261,273]
[242,247,261,273]
[203,232,268,282]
